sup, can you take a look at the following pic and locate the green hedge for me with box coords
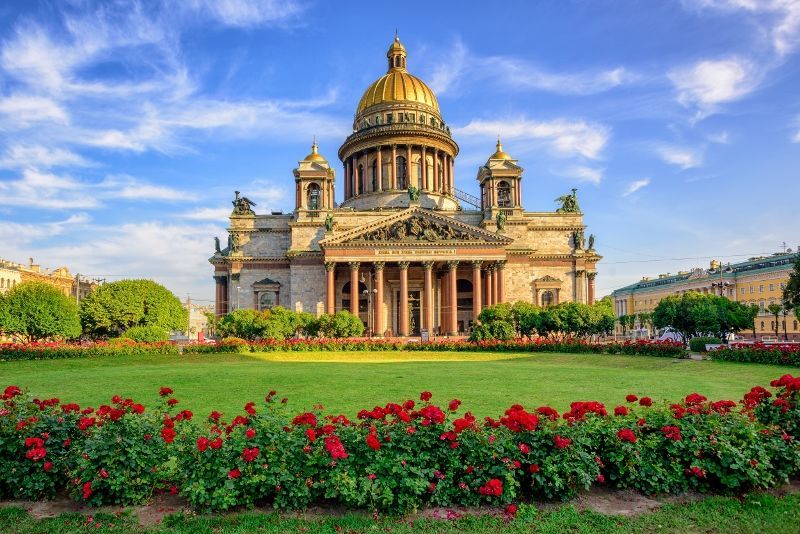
[711,343,800,366]
[689,337,721,353]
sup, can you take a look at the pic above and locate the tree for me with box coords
[511,301,540,339]
[784,256,800,321]
[217,309,263,340]
[0,282,81,342]
[766,303,783,338]
[317,311,364,338]
[745,303,759,340]
[80,279,188,338]
[589,299,616,337]
[637,312,654,337]
[653,292,754,342]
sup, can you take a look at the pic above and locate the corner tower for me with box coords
[338,36,460,211]
[477,137,524,220]
[293,139,335,218]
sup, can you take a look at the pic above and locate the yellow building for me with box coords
[0,258,100,302]
[611,252,799,340]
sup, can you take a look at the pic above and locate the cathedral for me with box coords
[210,37,601,337]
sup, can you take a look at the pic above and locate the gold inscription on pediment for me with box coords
[375,249,457,256]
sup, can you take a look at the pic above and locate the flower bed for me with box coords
[711,343,800,367]
[2,375,799,512]
[0,339,179,361]
[0,339,687,361]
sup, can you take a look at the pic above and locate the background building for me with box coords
[611,250,799,340]
[210,37,601,337]
[0,257,101,301]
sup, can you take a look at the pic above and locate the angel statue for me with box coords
[214,236,221,253]
[231,190,257,216]
[408,185,420,202]
[588,234,595,250]
[324,213,334,232]
[555,188,581,213]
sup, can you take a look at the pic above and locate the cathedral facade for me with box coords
[210,37,600,336]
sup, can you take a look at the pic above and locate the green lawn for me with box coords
[0,351,793,418]
[3,492,800,533]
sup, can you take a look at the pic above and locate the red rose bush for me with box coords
[2,377,800,512]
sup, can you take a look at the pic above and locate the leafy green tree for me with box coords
[784,256,800,321]
[511,301,540,339]
[317,311,364,338]
[637,312,654,336]
[120,325,169,342]
[745,303,759,340]
[617,314,630,336]
[766,303,783,338]
[653,292,754,342]
[217,309,263,340]
[80,279,187,338]
[589,299,616,337]
[0,282,81,342]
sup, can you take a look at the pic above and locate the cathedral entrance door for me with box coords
[396,290,422,336]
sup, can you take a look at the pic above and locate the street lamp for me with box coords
[709,262,734,297]
[360,274,378,336]
[236,285,241,310]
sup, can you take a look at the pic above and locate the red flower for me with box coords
[99,468,109,479]
[637,418,646,427]
[77,417,96,431]
[43,461,52,472]
[506,504,518,516]
[82,481,93,499]
[448,399,462,412]
[324,435,348,460]
[166,398,178,407]
[367,473,377,480]
[500,405,539,432]
[625,394,638,403]
[478,478,503,496]
[617,428,637,443]
[161,427,176,444]
[529,464,540,473]
[210,437,223,449]
[306,428,317,442]
[366,433,381,451]
[420,391,433,402]
[662,425,682,441]
[536,406,559,421]
[596,474,605,484]
[196,436,210,452]
[519,443,531,454]
[685,393,707,405]
[3,385,22,398]
[419,405,445,426]
[292,412,318,427]
[553,435,572,449]
[228,468,241,479]
[614,406,628,417]
[639,397,653,407]
[241,447,259,462]
[244,402,256,416]
[159,387,173,397]
[245,427,256,439]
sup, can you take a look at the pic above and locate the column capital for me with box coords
[447,260,459,271]
[324,261,336,272]
[587,272,597,280]
[421,261,434,270]
[471,260,483,268]
[495,260,507,269]
[398,261,410,270]
[373,261,385,271]
[349,261,360,270]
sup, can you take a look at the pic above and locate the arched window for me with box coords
[497,181,512,207]
[456,279,473,313]
[371,160,378,191]
[542,290,554,307]
[0,279,4,288]
[396,156,407,189]
[307,183,321,210]
[358,164,364,194]
[259,292,277,311]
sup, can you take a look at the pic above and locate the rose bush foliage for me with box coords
[3,375,800,512]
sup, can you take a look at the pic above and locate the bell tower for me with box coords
[477,137,523,220]
[293,139,335,217]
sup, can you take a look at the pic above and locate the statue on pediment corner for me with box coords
[496,210,507,231]
[231,190,257,216]
[324,213,335,232]
[555,188,580,213]
[408,186,420,202]
[214,237,221,253]
[588,234,595,250]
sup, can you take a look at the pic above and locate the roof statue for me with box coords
[232,190,256,216]
[555,188,581,213]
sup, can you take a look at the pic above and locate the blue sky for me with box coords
[0,0,798,304]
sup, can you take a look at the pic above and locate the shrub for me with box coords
[0,282,81,342]
[711,343,800,366]
[121,325,170,343]
[316,311,365,338]
[689,337,721,353]
[2,376,800,511]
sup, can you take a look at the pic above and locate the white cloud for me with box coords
[455,118,610,159]
[0,213,90,243]
[0,95,69,125]
[0,145,93,169]
[0,169,99,209]
[180,207,233,221]
[793,129,800,143]
[622,178,651,197]
[684,0,800,57]
[566,165,604,184]
[669,57,761,120]
[427,37,635,96]
[657,146,704,169]
[182,0,305,28]
[708,130,730,143]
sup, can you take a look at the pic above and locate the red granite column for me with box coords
[472,261,482,320]
[497,261,506,304]
[423,261,434,332]
[349,262,360,316]
[588,272,596,305]
[325,262,335,314]
[448,261,459,335]
[398,262,409,336]
[374,262,384,336]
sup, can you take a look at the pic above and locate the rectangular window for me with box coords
[759,285,764,292]
[769,283,775,291]
[750,286,754,294]
[740,287,745,295]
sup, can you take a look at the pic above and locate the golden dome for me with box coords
[489,137,512,160]
[303,139,327,162]
[356,36,440,115]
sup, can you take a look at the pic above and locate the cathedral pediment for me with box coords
[320,207,513,247]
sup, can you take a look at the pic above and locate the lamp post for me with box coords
[236,285,241,310]
[709,261,734,342]
[360,274,378,336]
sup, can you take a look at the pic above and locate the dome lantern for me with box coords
[387,35,407,71]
